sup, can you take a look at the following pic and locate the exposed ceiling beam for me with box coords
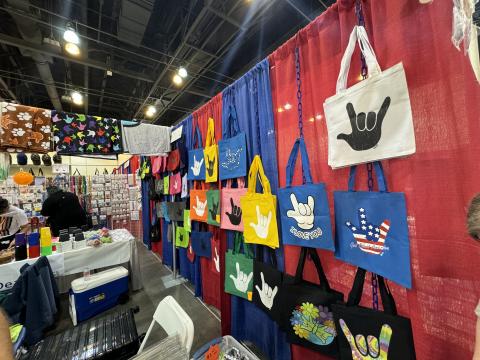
[205,6,247,30]
[0,32,154,83]
[285,0,313,22]
[0,77,17,101]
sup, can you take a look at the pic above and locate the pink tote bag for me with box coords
[169,172,181,195]
[220,178,247,231]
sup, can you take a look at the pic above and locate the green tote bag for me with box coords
[225,232,254,300]
[207,189,221,226]
[175,226,189,248]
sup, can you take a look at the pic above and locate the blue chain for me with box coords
[294,47,304,138]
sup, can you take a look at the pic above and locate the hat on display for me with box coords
[42,154,52,166]
[53,154,62,164]
[16,152,28,165]
[31,154,41,166]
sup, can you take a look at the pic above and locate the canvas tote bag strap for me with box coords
[255,245,278,268]
[205,118,216,147]
[247,155,271,195]
[347,268,397,315]
[286,137,313,187]
[336,25,382,92]
[348,161,388,192]
[193,123,203,149]
[233,231,254,258]
[294,247,331,291]
[223,105,240,139]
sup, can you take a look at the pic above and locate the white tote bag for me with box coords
[323,26,415,169]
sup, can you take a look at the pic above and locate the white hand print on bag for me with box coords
[190,155,204,176]
[249,205,272,239]
[193,196,207,217]
[255,272,278,310]
[287,193,315,230]
[214,247,220,273]
[229,262,253,293]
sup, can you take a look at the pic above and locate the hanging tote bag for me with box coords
[252,246,283,322]
[323,25,415,169]
[207,189,221,226]
[175,226,189,248]
[184,209,191,232]
[181,173,188,198]
[218,105,247,180]
[169,172,181,195]
[188,124,205,180]
[191,226,212,258]
[278,137,334,250]
[278,247,344,355]
[240,155,279,248]
[331,268,416,360]
[333,162,412,288]
[204,118,218,183]
[190,182,208,223]
[224,232,254,300]
[167,148,180,172]
[163,175,169,195]
[167,201,186,222]
[220,178,247,231]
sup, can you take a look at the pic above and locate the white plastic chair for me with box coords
[137,295,194,355]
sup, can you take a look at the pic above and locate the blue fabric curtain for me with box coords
[222,59,290,360]
[141,157,151,249]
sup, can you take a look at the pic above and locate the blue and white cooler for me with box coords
[69,266,129,325]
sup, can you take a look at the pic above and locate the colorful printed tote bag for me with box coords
[220,178,247,231]
[188,124,205,180]
[204,118,218,183]
[225,232,254,300]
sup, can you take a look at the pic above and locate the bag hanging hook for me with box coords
[294,47,304,139]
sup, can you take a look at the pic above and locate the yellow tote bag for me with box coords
[204,118,218,183]
[240,155,279,248]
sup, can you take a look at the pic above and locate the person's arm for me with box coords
[0,310,13,360]
[474,303,480,360]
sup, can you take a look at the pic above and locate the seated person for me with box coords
[41,186,87,237]
[0,198,28,250]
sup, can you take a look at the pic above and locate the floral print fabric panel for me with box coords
[0,102,52,153]
[52,111,123,155]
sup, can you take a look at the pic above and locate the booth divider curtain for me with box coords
[176,115,202,297]
[222,59,290,360]
[269,0,480,359]
[192,94,223,309]
[141,156,151,250]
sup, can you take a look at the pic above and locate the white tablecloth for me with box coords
[0,228,142,292]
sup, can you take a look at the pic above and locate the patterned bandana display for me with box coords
[0,102,52,153]
[52,111,123,155]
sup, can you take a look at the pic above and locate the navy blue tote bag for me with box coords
[334,162,412,288]
[188,124,206,180]
[191,225,212,259]
[278,137,334,250]
[218,105,247,180]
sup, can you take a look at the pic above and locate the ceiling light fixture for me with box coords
[145,105,157,117]
[71,90,83,105]
[173,74,183,86]
[178,67,188,78]
[63,24,80,45]
[64,42,80,56]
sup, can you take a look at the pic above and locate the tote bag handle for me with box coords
[223,105,240,139]
[205,118,216,147]
[193,123,203,149]
[294,247,332,291]
[347,268,397,315]
[286,137,313,187]
[336,26,382,92]
[255,245,278,269]
[247,155,271,195]
[233,232,254,258]
[225,177,245,189]
[348,161,388,192]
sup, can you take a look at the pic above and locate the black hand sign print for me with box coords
[337,97,391,151]
[209,200,219,220]
[225,198,242,225]
[206,155,216,177]
[179,234,183,243]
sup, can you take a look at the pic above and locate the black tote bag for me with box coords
[331,268,416,360]
[166,201,186,222]
[252,246,283,322]
[279,247,343,355]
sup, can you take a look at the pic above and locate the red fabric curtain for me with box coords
[192,93,224,310]
[269,0,480,359]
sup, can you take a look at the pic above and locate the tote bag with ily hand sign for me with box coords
[334,162,412,288]
[188,124,205,180]
[323,25,415,169]
[278,137,334,250]
[240,155,279,248]
[204,118,218,183]
[225,232,254,300]
[220,178,247,231]
[331,268,416,360]
[190,181,208,223]
[278,247,343,355]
